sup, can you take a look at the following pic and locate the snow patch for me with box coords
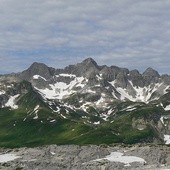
[126,107,136,111]
[107,108,114,115]
[35,77,85,100]
[50,152,56,155]
[33,114,38,120]
[5,94,19,109]
[94,152,146,166]
[164,105,170,111]
[130,81,164,102]
[100,113,109,121]
[80,102,93,112]
[32,105,39,119]
[93,121,100,125]
[0,90,5,95]
[96,97,105,106]
[96,74,102,80]
[164,86,170,94]
[87,89,96,94]
[137,127,144,131]
[33,75,47,81]
[164,135,170,144]
[109,80,164,103]
[60,114,67,119]
[160,116,168,126]
[0,153,21,163]
[116,87,135,101]
[50,119,56,123]
[108,80,116,87]
[58,73,76,78]
[34,105,40,112]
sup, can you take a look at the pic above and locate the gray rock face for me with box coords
[100,66,115,81]
[101,66,129,80]
[143,67,160,78]
[114,72,128,89]
[0,145,170,170]
[143,67,160,86]
[19,62,55,81]
[64,58,100,78]
[0,95,8,107]
[0,81,32,107]
[161,74,170,84]
[129,70,144,87]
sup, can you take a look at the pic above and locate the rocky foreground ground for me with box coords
[0,144,170,170]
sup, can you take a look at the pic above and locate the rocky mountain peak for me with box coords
[65,58,99,77]
[143,67,160,77]
[28,62,49,71]
[81,58,99,70]
[19,62,54,81]
[81,57,98,66]
[130,69,140,75]
[5,58,170,104]
[142,67,160,85]
[129,69,144,87]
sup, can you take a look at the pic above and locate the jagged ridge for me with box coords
[0,58,170,147]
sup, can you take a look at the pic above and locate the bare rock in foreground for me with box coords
[0,144,170,170]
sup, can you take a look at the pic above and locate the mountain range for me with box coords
[0,58,170,147]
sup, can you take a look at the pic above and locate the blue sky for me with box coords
[0,0,170,74]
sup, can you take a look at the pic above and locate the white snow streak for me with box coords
[107,108,114,115]
[32,105,39,119]
[96,74,102,80]
[95,97,105,105]
[33,75,47,81]
[58,73,76,78]
[126,107,136,111]
[50,119,56,123]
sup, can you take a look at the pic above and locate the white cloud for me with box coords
[0,0,170,74]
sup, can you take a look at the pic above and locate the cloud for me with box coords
[0,0,170,74]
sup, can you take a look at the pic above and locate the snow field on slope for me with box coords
[93,151,146,166]
[5,94,20,109]
[109,80,165,103]
[0,153,21,163]
[35,76,85,100]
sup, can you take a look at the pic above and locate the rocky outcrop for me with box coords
[19,62,55,81]
[0,145,170,170]
[142,67,160,86]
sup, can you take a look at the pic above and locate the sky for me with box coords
[0,0,170,74]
